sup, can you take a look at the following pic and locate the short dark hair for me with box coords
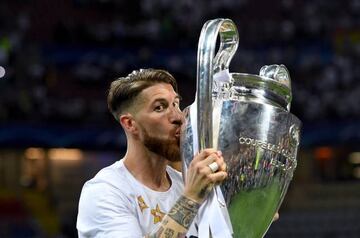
[107,68,178,120]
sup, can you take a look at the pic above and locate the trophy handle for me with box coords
[196,18,239,150]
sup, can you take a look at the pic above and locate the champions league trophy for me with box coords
[181,18,302,237]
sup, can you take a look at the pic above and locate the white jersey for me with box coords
[77,160,198,238]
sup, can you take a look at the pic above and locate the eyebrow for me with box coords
[151,95,181,105]
[152,98,168,104]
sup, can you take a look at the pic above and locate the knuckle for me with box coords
[217,159,224,166]
[202,148,216,155]
[210,154,219,161]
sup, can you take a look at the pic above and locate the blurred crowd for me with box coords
[1,0,360,125]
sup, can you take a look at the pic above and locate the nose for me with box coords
[170,106,184,126]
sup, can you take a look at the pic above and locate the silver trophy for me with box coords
[181,18,302,237]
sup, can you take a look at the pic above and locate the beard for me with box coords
[141,126,181,162]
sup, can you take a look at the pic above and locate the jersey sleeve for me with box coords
[77,180,143,238]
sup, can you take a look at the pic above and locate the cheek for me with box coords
[138,113,171,135]
[147,120,170,135]
[148,123,167,134]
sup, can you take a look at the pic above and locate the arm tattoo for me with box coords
[164,228,174,238]
[156,227,164,237]
[147,196,200,237]
[168,195,200,229]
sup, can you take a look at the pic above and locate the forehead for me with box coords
[139,83,178,102]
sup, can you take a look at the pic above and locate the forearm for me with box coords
[147,195,200,238]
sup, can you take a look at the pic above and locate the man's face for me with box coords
[134,83,184,161]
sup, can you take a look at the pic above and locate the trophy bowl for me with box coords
[181,18,301,238]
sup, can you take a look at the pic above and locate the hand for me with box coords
[183,149,227,204]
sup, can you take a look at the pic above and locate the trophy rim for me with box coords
[230,72,293,111]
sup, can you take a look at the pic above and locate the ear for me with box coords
[119,113,138,134]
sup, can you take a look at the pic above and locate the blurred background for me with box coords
[0,0,360,237]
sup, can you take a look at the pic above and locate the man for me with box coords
[77,69,228,237]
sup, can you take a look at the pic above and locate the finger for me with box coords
[196,153,219,169]
[192,152,224,175]
[204,153,226,173]
[198,158,219,175]
[206,171,228,184]
[220,160,227,172]
[195,149,219,161]
[189,153,219,175]
[212,155,226,172]
[207,161,219,173]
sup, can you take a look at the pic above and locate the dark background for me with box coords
[0,0,359,237]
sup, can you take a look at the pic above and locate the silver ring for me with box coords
[208,162,219,173]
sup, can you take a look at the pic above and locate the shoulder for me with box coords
[87,160,128,186]
[77,161,143,237]
[94,160,124,179]
[80,160,134,203]
[78,160,137,222]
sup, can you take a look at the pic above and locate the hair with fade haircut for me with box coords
[107,68,178,121]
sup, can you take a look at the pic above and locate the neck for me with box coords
[123,139,171,192]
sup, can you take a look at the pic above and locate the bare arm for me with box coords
[147,195,199,238]
[147,149,227,238]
